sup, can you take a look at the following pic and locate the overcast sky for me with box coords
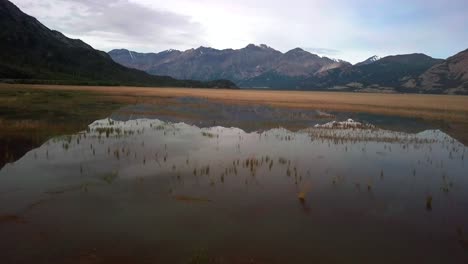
[11,0,468,63]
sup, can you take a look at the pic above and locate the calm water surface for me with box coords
[0,104,467,264]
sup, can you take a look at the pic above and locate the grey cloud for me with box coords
[12,0,206,51]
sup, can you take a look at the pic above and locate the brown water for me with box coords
[0,106,467,263]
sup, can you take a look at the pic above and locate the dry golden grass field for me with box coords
[2,84,468,123]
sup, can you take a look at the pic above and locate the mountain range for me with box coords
[110,46,468,94]
[0,0,466,94]
[0,0,236,88]
[109,45,351,89]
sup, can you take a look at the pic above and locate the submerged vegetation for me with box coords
[0,87,125,167]
[101,171,119,184]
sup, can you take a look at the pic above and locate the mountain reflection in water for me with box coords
[0,117,467,264]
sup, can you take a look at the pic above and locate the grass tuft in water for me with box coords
[426,196,433,211]
[101,171,118,184]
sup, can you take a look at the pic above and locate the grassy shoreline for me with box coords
[1,83,467,123]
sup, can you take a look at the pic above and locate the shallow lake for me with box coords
[1,101,467,264]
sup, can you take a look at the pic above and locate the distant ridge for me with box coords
[109,45,351,89]
[403,49,468,94]
[110,45,467,94]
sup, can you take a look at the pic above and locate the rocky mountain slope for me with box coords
[403,49,468,94]
[0,0,236,88]
[109,45,350,88]
[308,53,444,90]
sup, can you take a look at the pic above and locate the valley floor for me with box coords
[1,83,467,122]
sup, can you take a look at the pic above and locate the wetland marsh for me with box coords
[1,85,468,264]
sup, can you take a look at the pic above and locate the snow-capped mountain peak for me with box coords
[368,55,381,62]
[356,55,381,66]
